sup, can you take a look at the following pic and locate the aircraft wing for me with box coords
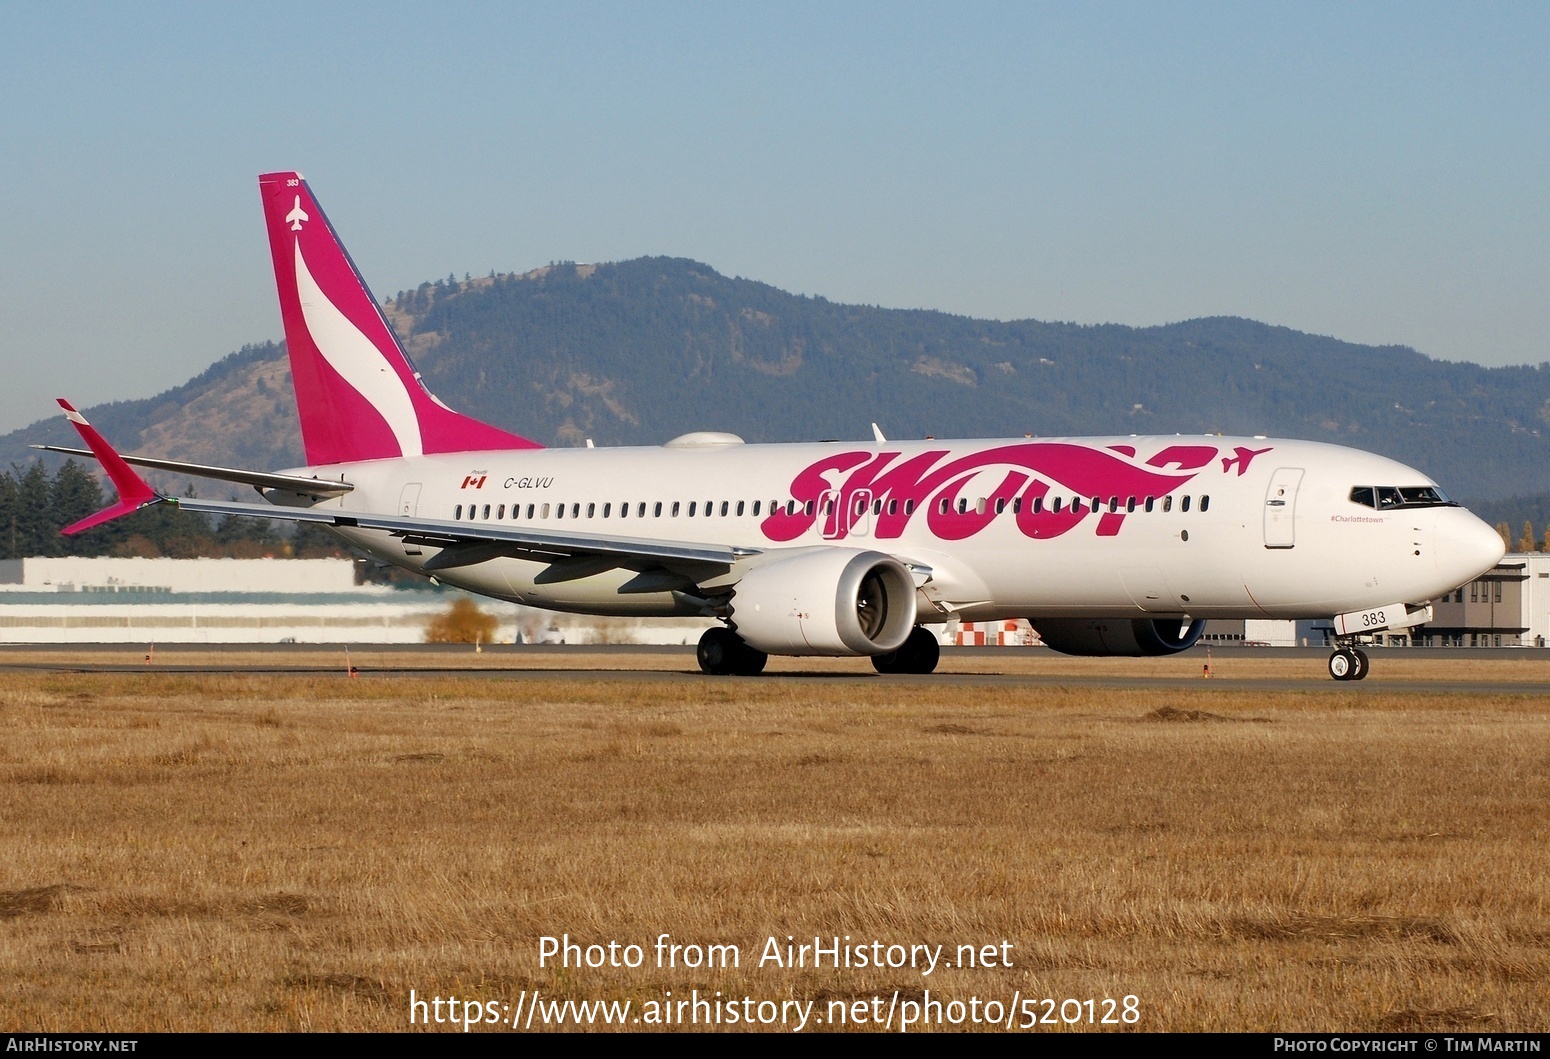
[53,400,756,568]
[168,495,757,567]
[31,443,353,498]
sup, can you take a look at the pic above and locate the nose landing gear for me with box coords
[1328,646,1370,681]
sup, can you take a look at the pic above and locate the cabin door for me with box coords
[1262,468,1304,548]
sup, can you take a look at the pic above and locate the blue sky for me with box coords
[2,2,1546,435]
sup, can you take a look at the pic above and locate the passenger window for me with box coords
[669,502,677,517]
[1144,496,1154,512]
[805,501,815,517]
[1052,497,1062,513]
[571,504,580,518]
[587,503,595,518]
[653,502,662,517]
[498,504,505,519]
[619,503,627,518]
[556,504,565,519]
[602,503,610,518]
[1200,495,1210,512]
[689,502,697,516]
[904,500,914,515]
[541,503,550,518]
[873,499,882,516]
[752,501,760,516]
[720,501,729,516]
[1181,496,1191,513]
[455,504,463,520]
[525,504,534,519]
[1162,496,1172,513]
[1108,497,1118,514]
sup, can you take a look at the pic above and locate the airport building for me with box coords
[1408,553,1550,648]
[1,555,1546,648]
[0,557,713,645]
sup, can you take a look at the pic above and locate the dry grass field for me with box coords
[1,649,1547,1032]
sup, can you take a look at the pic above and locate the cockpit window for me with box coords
[1349,485,1457,509]
[1399,486,1453,507]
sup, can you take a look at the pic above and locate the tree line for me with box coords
[1495,521,1550,555]
[0,460,349,561]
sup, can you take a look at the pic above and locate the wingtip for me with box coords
[56,400,159,515]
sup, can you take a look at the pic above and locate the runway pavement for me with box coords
[1,643,1546,696]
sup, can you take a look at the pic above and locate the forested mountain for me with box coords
[6,258,1548,504]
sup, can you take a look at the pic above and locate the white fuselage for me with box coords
[281,433,1504,624]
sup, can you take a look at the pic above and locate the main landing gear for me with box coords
[871,626,942,675]
[697,627,768,676]
[696,625,944,676]
[1327,646,1370,681]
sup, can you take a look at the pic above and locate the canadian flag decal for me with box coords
[460,474,488,489]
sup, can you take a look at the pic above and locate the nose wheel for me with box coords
[1328,647,1369,681]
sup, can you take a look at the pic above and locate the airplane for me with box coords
[44,171,1506,681]
[284,195,309,232]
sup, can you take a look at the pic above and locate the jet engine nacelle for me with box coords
[729,548,917,656]
[1032,617,1206,657]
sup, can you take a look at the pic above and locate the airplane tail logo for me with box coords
[258,172,540,466]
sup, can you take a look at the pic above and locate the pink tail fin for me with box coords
[56,400,162,535]
[258,172,540,465]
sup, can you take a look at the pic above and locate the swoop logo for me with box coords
[460,473,488,489]
[760,442,1256,543]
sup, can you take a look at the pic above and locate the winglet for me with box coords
[55,400,162,535]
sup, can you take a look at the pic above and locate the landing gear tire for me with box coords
[1328,647,1370,681]
[871,627,942,675]
[697,627,767,676]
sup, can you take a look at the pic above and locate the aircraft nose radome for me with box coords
[1436,511,1507,589]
